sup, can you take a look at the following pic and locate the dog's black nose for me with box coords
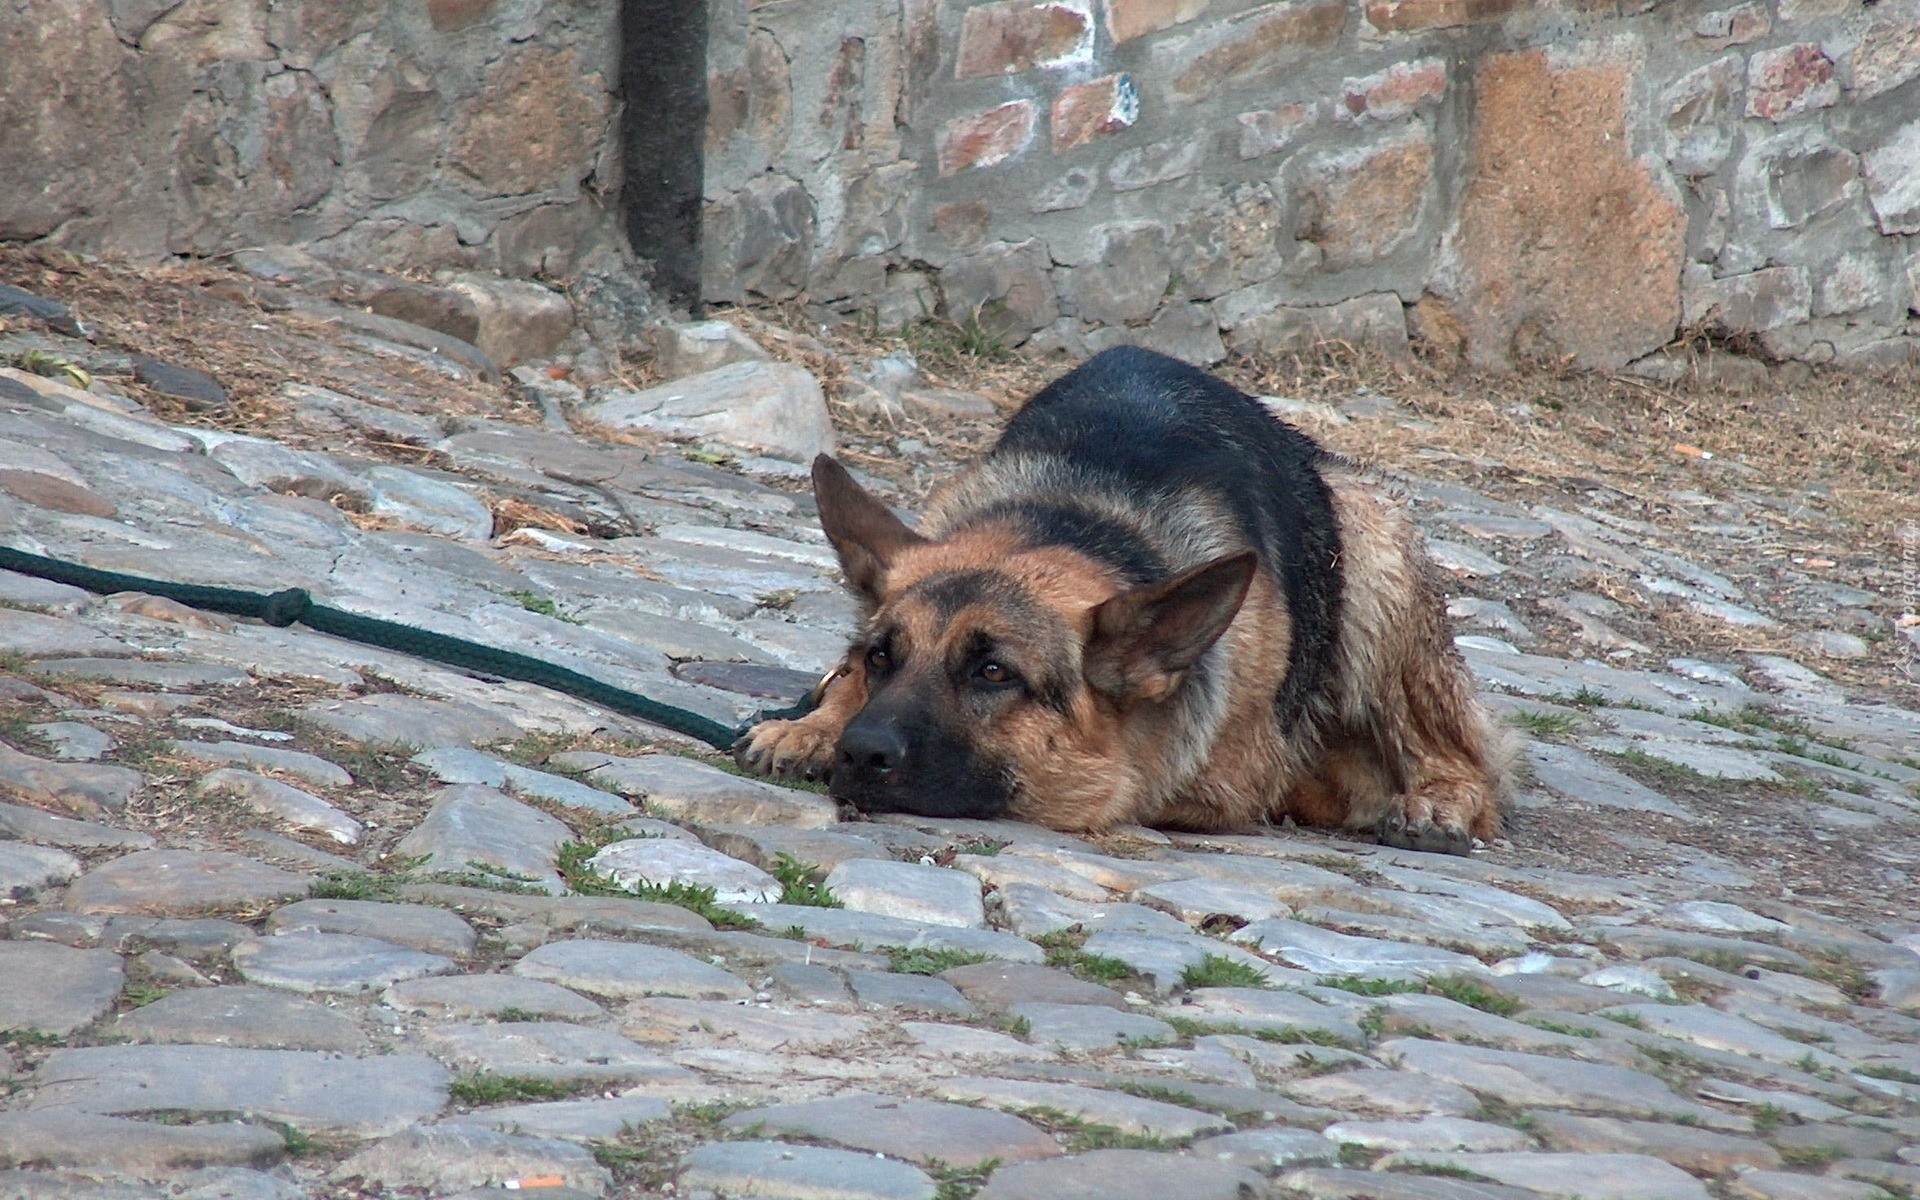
[838,718,905,779]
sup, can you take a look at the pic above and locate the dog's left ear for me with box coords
[813,453,928,604]
[1084,552,1256,703]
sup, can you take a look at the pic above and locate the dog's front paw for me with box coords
[733,718,839,782]
[1375,811,1474,856]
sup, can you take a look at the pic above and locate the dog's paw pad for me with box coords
[1376,815,1474,856]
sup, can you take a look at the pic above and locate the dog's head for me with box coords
[810,454,1254,826]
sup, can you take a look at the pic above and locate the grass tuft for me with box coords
[448,1073,599,1106]
[1180,954,1272,990]
[771,853,842,907]
[555,831,759,930]
[883,946,993,975]
[1426,975,1521,1017]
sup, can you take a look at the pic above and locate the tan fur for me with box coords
[739,452,1511,852]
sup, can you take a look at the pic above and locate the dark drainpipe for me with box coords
[620,0,708,314]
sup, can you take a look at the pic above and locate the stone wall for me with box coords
[701,0,1920,371]
[1,0,621,280]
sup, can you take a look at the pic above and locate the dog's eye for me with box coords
[866,646,891,671]
[976,661,1012,684]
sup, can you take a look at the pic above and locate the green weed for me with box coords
[771,853,842,907]
[1180,954,1272,990]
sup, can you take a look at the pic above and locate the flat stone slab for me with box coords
[0,798,153,849]
[1323,1117,1531,1153]
[722,1093,1060,1167]
[932,1077,1231,1139]
[902,1021,1057,1061]
[1596,1002,1849,1070]
[679,1140,936,1200]
[326,1122,609,1195]
[464,1094,673,1141]
[722,903,1044,964]
[623,997,871,1051]
[1190,1127,1340,1173]
[940,961,1130,1011]
[196,769,363,845]
[1378,1039,1731,1124]
[37,657,251,687]
[1134,877,1295,924]
[1010,1002,1174,1050]
[0,1108,287,1182]
[27,721,115,761]
[384,974,603,1021]
[825,858,987,928]
[0,841,82,898]
[1282,1069,1494,1118]
[411,748,635,816]
[587,836,780,903]
[0,942,124,1035]
[977,1148,1266,1200]
[1159,988,1366,1044]
[848,969,976,1016]
[1231,919,1486,978]
[1524,742,1695,819]
[0,608,129,657]
[1530,1112,1782,1174]
[513,938,750,999]
[1378,1151,1712,1200]
[114,985,366,1052]
[62,849,310,917]
[232,930,454,993]
[570,752,837,828]
[296,693,521,749]
[27,1045,450,1136]
[168,740,353,788]
[0,741,144,816]
[267,898,477,956]
[391,784,572,894]
[1588,737,1782,782]
[421,1020,694,1085]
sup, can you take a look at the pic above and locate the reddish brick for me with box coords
[1337,57,1447,122]
[1747,43,1837,120]
[1237,104,1314,159]
[1363,0,1521,33]
[937,101,1037,175]
[1052,74,1139,152]
[1106,0,1210,43]
[1168,2,1347,99]
[955,0,1093,80]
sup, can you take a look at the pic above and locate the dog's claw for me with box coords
[1376,814,1473,856]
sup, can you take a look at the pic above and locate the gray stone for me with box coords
[722,1093,1060,1167]
[412,748,635,817]
[391,784,572,894]
[197,769,363,845]
[1232,918,1485,977]
[1727,1174,1887,1200]
[37,657,251,688]
[267,899,476,956]
[0,741,144,816]
[679,1140,935,1200]
[825,858,986,928]
[0,799,153,849]
[1379,1039,1731,1123]
[1012,1002,1175,1049]
[1656,900,1791,936]
[723,903,1044,964]
[1377,1152,1710,1200]
[698,825,902,875]
[940,961,1130,1012]
[421,1020,691,1085]
[1324,1117,1531,1153]
[363,465,495,540]
[0,608,129,657]
[650,320,773,380]
[232,930,454,994]
[513,938,750,999]
[622,996,871,1051]
[1864,120,1920,235]
[327,1123,609,1196]
[0,942,124,1035]
[1530,1112,1782,1174]
[586,837,780,903]
[1588,737,1781,782]
[296,694,521,749]
[115,985,366,1052]
[846,970,976,1015]
[0,841,82,899]
[934,1076,1230,1140]
[1596,1002,1848,1070]
[1579,965,1680,1001]
[1284,1069,1482,1117]
[1873,968,1920,1013]
[0,1109,285,1182]
[26,721,115,761]
[1275,1167,1535,1199]
[1523,742,1695,819]
[1191,1126,1340,1173]
[63,850,310,917]
[1134,877,1294,924]
[167,741,353,788]
[27,1045,449,1136]
[584,361,833,462]
[577,753,837,828]
[979,1149,1263,1200]
[1082,930,1299,993]
[384,973,603,1021]
[937,239,1060,345]
[902,1021,1054,1061]
[465,1094,673,1141]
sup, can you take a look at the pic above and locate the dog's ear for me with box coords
[1084,552,1256,703]
[813,454,927,603]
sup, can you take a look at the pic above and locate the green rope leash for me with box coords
[0,544,767,751]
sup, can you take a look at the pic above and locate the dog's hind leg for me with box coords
[1375,650,1511,854]
[734,659,869,783]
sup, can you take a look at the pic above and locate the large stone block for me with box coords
[1061,222,1169,324]
[1227,293,1409,358]
[938,101,1038,175]
[444,275,576,366]
[1663,56,1741,177]
[1107,0,1210,42]
[1052,74,1139,152]
[583,361,834,462]
[955,0,1094,79]
[1171,182,1288,298]
[1163,2,1346,101]
[1734,129,1857,231]
[1683,264,1812,334]
[1847,15,1920,98]
[1295,128,1434,270]
[702,173,817,303]
[937,239,1060,344]
[1863,121,1920,235]
[450,46,608,197]
[1436,48,1686,370]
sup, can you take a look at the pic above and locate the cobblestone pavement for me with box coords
[1,263,1918,1200]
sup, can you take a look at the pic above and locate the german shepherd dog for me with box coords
[736,347,1510,853]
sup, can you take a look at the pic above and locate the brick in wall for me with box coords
[1052,74,1139,152]
[938,100,1037,175]
[954,0,1093,79]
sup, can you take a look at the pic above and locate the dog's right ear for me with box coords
[813,454,927,604]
